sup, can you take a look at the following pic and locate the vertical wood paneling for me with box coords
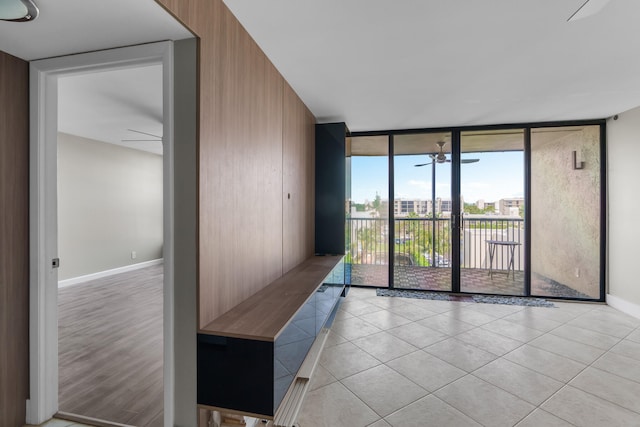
[201,4,283,326]
[156,0,318,327]
[283,83,316,273]
[0,50,30,427]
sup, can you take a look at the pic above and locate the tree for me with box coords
[357,226,377,264]
[464,203,485,214]
[372,192,381,210]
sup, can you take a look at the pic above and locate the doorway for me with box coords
[392,132,454,291]
[391,130,526,294]
[28,42,175,426]
[56,64,165,423]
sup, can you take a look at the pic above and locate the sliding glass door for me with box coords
[459,130,526,295]
[393,133,452,291]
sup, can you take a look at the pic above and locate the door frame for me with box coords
[388,129,522,292]
[27,41,175,425]
[387,130,460,291]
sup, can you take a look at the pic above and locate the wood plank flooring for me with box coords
[58,264,164,427]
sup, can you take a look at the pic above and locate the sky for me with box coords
[351,151,524,204]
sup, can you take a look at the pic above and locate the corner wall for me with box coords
[607,106,640,317]
[0,50,29,427]
[155,0,316,328]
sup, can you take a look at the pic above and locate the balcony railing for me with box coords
[346,217,524,271]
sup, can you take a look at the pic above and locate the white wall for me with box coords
[607,106,640,317]
[57,132,163,280]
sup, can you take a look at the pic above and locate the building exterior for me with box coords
[499,197,525,216]
[393,198,430,216]
[476,199,496,213]
[393,197,464,217]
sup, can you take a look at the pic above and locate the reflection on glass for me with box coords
[531,126,601,299]
[346,136,389,287]
[273,260,345,408]
[460,130,525,295]
[393,132,452,290]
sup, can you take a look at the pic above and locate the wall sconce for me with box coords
[572,150,584,170]
[0,0,39,22]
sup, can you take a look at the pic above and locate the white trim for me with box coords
[28,41,175,426]
[607,293,640,320]
[57,259,164,288]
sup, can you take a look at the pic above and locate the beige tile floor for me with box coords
[298,287,640,427]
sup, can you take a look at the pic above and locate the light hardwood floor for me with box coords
[58,264,164,427]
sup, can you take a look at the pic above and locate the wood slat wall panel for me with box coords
[283,83,316,273]
[155,0,315,327]
[0,50,30,427]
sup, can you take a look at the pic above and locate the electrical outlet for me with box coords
[131,251,137,259]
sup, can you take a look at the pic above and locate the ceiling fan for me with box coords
[414,141,479,167]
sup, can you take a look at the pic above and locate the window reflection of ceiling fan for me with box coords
[414,141,479,167]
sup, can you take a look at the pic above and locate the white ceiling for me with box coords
[0,0,192,61]
[4,0,640,145]
[0,0,191,155]
[223,0,640,132]
[58,65,164,155]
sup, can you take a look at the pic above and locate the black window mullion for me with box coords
[388,134,395,289]
[451,130,461,293]
[524,128,532,296]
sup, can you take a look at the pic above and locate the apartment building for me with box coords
[499,197,525,216]
[394,199,430,216]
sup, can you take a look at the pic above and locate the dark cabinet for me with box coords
[197,256,345,418]
[315,123,348,255]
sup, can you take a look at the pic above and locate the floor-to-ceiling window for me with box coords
[346,121,605,301]
[347,135,390,287]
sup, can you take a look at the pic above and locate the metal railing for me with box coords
[346,217,524,271]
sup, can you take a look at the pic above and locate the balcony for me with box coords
[346,217,590,298]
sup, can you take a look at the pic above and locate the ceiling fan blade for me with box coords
[127,129,163,139]
[568,0,612,22]
[417,159,478,165]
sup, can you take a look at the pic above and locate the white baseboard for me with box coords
[607,293,640,320]
[58,259,164,288]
